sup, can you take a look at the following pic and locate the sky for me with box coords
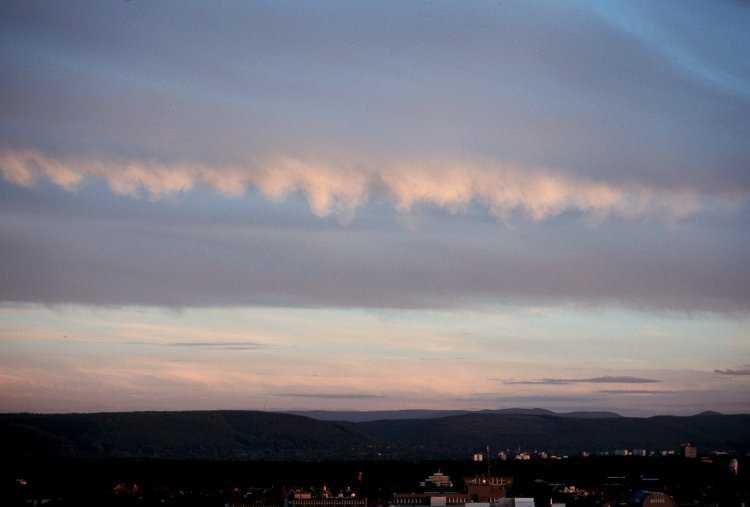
[0,0,749,416]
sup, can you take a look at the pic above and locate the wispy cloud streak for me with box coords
[714,368,750,376]
[598,390,675,395]
[165,341,264,349]
[504,376,661,385]
[275,393,385,400]
[125,341,265,350]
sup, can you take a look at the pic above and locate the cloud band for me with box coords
[2,149,739,223]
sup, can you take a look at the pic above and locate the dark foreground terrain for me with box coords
[2,456,748,506]
[1,410,749,459]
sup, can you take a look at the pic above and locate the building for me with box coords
[682,443,697,459]
[729,458,739,475]
[421,471,453,490]
[293,500,367,507]
[391,493,469,506]
[636,491,677,507]
[465,476,512,502]
[494,499,535,507]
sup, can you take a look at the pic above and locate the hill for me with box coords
[288,408,622,422]
[1,410,747,460]
[0,410,372,460]
[357,412,750,457]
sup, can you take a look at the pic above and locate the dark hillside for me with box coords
[1,410,748,460]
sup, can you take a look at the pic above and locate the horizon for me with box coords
[1,1,749,416]
[2,406,745,419]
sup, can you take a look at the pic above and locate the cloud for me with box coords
[0,149,738,223]
[1,2,749,315]
[465,394,601,403]
[714,368,750,376]
[164,341,264,351]
[125,341,265,351]
[1,206,748,312]
[598,390,676,395]
[275,393,385,400]
[504,376,661,385]
[503,378,570,386]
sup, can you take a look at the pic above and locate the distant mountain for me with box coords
[484,408,623,419]
[694,410,723,417]
[556,411,623,419]
[2,410,747,460]
[287,409,470,422]
[288,408,622,422]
